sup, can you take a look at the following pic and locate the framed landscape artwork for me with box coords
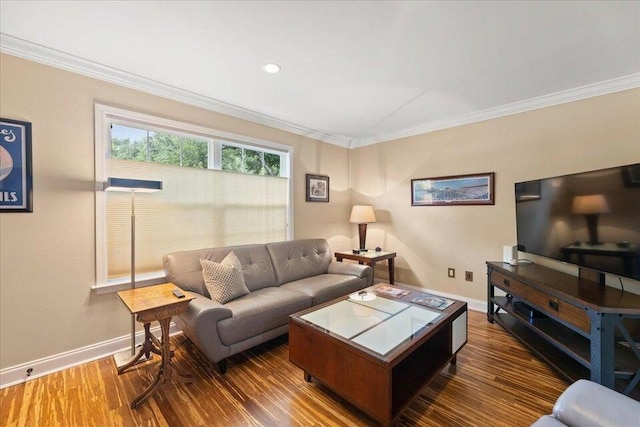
[306,174,329,202]
[411,172,495,206]
[0,118,33,212]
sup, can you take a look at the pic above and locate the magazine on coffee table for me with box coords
[411,293,454,310]
[374,285,411,298]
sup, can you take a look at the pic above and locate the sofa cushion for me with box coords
[217,287,312,345]
[201,253,249,304]
[163,243,277,296]
[266,239,332,286]
[281,274,367,305]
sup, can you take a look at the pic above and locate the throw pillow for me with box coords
[200,252,249,304]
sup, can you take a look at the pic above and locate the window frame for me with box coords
[93,103,294,293]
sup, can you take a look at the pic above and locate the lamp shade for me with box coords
[104,177,163,193]
[349,205,376,223]
[571,195,610,215]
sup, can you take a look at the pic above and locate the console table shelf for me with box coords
[493,296,591,368]
[492,312,590,382]
[487,261,640,397]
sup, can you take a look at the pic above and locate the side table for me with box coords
[335,250,397,284]
[117,283,195,408]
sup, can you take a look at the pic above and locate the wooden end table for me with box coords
[335,250,397,284]
[117,283,195,408]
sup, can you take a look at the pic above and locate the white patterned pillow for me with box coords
[200,252,249,304]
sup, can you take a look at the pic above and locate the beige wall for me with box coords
[0,54,351,369]
[350,88,640,300]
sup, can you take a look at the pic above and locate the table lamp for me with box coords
[571,194,609,246]
[349,205,376,251]
[104,177,163,369]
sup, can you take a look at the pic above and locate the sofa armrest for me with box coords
[328,261,373,286]
[173,292,234,363]
[179,293,233,327]
[552,379,640,427]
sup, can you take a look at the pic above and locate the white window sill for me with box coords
[91,271,167,294]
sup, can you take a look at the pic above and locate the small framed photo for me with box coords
[411,172,494,206]
[1,118,33,212]
[306,174,329,202]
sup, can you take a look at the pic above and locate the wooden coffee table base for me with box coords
[289,288,468,426]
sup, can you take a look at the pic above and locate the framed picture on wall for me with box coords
[306,174,329,202]
[411,172,495,206]
[0,118,33,212]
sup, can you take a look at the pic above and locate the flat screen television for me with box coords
[515,163,640,281]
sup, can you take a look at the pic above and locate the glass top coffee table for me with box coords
[289,284,467,426]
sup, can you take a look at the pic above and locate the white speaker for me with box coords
[503,245,518,264]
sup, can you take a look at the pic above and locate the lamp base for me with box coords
[113,346,152,370]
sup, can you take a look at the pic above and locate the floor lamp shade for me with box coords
[103,177,163,192]
[350,205,376,250]
[104,177,162,365]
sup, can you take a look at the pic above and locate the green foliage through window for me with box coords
[221,145,280,176]
[111,124,208,168]
[111,124,281,176]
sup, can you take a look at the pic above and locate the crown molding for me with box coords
[0,33,351,148]
[349,73,640,148]
[2,33,637,150]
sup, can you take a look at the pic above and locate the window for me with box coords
[94,104,293,291]
[111,124,210,168]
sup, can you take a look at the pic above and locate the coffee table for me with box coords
[289,284,467,426]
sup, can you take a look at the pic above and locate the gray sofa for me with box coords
[163,239,373,373]
[531,379,640,427]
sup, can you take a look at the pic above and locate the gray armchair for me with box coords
[532,380,640,427]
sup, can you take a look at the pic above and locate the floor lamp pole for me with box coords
[105,177,162,371]
[129,190,136,356]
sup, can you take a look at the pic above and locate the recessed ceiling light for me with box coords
[263,63,281,74]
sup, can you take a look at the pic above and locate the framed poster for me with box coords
[0,118,33,212]
[411,172,494,206]
[306,174,329,202]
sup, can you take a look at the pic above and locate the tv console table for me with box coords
[486,261,640,397]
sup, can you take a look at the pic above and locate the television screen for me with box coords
[515,163,640,280]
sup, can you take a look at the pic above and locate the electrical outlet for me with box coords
[448,268,455,278]
[465,271,473,282]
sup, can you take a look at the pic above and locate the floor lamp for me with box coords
[104,177,163,369]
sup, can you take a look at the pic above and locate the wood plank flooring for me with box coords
[1,310,570,426]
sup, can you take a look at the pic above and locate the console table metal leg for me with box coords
[487,267,495,323]
[589,311,616,389]
[388,258,395,285]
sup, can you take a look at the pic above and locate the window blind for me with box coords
[106,158,288,280]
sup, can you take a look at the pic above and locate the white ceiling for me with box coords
[1,1,639,148]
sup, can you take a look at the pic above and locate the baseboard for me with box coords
[0,323,180,390]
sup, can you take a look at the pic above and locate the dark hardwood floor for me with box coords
[1,310,570,426]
